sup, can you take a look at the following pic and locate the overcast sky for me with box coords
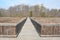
[0,0,60,9]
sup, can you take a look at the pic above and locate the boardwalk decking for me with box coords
[0,17,60,40]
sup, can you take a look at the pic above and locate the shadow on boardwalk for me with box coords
[31,19,41,36]
[16,18,27,37]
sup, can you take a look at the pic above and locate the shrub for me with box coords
[30,11,33,17]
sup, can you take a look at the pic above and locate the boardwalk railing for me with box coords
[30,17,60,37]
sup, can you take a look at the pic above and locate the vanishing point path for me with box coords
[19,17,40,40]
[0,17,60,40]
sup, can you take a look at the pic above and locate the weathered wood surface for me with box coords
[31,17,60,37]
[0,17,26,37]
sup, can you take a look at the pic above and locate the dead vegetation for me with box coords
[32,17,60,23]
[0,17,22,23]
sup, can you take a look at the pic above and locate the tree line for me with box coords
[0,4,60,17]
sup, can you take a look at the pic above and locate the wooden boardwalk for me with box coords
[0,17,60,40]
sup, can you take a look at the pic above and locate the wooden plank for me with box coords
[41,25,54,35]
[0,26,2,35]
[54,26,60,35]
[3,26,16,35]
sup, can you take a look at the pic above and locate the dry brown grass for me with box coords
[32,17,60,23]
[0,17,22,23]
